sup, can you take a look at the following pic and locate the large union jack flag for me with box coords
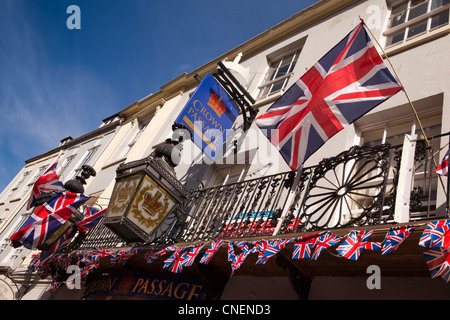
[254,22,402,170]
[46,206,107,253]
[10,191,90,250]
[26,161,65,210]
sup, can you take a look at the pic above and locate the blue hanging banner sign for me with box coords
[174,73,240,160]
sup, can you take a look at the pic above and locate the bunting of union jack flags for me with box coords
[423,247,450,282]
[254,239,291,264]
[336,230,381,261]
[419,220,450,249]
[311,232,342,260]
[381,225,415,255]
[227,242,254,277]
[199,240,224,265]
[292,233,320,259]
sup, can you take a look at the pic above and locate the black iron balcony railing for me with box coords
[73,132,449,250]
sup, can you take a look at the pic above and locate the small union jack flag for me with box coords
[419,220,450,249]
[144,246,176,263]
[27,253,42,272]
[381,225,415,255]
[254,22,402,170]
[48,273,62,294]
[336,230,380,260]
[110,248,141,266]
[77,206,107,233]
[227,242,254,276]
[424,247,450,282]
[27,161,65,210]
[182,243,205,267]
[311,232,341,260]
[436,150,448,176]
[200,240,224,265]
[255,239,291,264]
[91,247,113,260]
[292,233,320,259]
[164,247,188,273]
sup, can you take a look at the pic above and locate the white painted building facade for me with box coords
[0,0,449,300]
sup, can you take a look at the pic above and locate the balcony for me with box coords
[72,131,449,251]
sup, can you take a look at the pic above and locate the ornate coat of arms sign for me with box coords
[128,175,176,235]
[103,155,188,243]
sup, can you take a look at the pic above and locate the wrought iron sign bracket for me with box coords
[213,61,258,131]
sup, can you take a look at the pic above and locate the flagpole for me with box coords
[360,18,447,197]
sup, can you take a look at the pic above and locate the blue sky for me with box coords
[0,0,317,191]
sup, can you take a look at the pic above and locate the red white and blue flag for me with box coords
[26,161,65,210]
[436,150,448,176]
[182,243,205,267]
[110,248,141,266]
[200,240,224,265]
[292,233,320,259]
[227,242,254,276]
[46,206,107,253]
[76,206,107,233]
[255,239,291,264]
[164,247,188,274]
[381,225,415,255]
[10,192,90,250]
[419,219,450,249]
[254,22,402,170]
[311,231,341,260]
[336,230,381,260]
[144,246,176,264]
[424,247,450,282]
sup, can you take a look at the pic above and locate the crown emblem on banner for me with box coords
[116,182,135,203]
[142,191,163,216]
[207,92,226,117]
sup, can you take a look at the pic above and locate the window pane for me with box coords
[258,86,270,99]
[275,63,291,79]
[431,10,449,28]
[266,64,279,82]
[408,2,429,21]
[431,0,450,10]
[411,0,427,6]
[407,20,428,37]
[269,79,285,94]
[288,54,299,73]
[386,29,406,46]
[390,11,407,27]
[391,2,408,15]
[259,50,300,98]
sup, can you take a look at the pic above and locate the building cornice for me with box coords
[24,119,122,165]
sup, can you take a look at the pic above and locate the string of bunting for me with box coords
[27,219,450,293]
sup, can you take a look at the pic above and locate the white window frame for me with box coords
[384,0,450,47]
[257,49,301,99]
